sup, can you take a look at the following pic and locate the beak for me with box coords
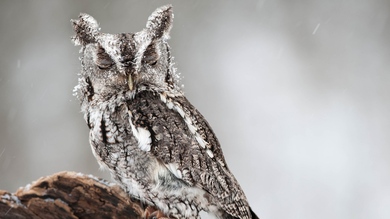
[128,74,134,91]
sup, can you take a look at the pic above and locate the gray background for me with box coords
[1,0,389,219]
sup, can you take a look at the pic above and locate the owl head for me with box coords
[72,5,180,102]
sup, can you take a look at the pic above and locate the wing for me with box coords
[127,90,251,218]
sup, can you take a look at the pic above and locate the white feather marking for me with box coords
[135,127,152,151]
[166,101,174,109]
[182,115,198,133]
[187,122,197,134]
[116,135,124,142]
[139,128,152,151]
[165,163,182,179]
[206,149,214,158]
[111,152,120,159]
[174,105,185,117]
[182,168,189,178]
[106,132,116,144]
[128,111,152,152]
[160,93,167,103]
[184,116,192,126]
[107,137,115,144]
[195,133,208,148]
[217,158,226,167]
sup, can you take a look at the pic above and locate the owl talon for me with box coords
[143,206,169,219]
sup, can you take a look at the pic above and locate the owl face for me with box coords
[72,5,178,102]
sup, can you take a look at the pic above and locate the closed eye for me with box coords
[97,58,114,69]
[149,60,158,66]
[142,43,159,66]
[142,54,159,66]
[96,46,114,69]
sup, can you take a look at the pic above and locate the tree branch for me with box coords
[0,171,160,219]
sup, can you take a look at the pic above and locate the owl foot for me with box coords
[142,206,169,219]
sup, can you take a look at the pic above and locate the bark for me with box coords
[0,171,158,219]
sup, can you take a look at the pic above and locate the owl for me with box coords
[72,5,259,219]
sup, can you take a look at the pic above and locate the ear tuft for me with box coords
[71,13,100,46]
[146,5,173,41]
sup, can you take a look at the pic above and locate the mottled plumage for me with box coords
[71,5,258,219]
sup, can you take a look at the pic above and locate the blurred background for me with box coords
[0,0,389,218]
